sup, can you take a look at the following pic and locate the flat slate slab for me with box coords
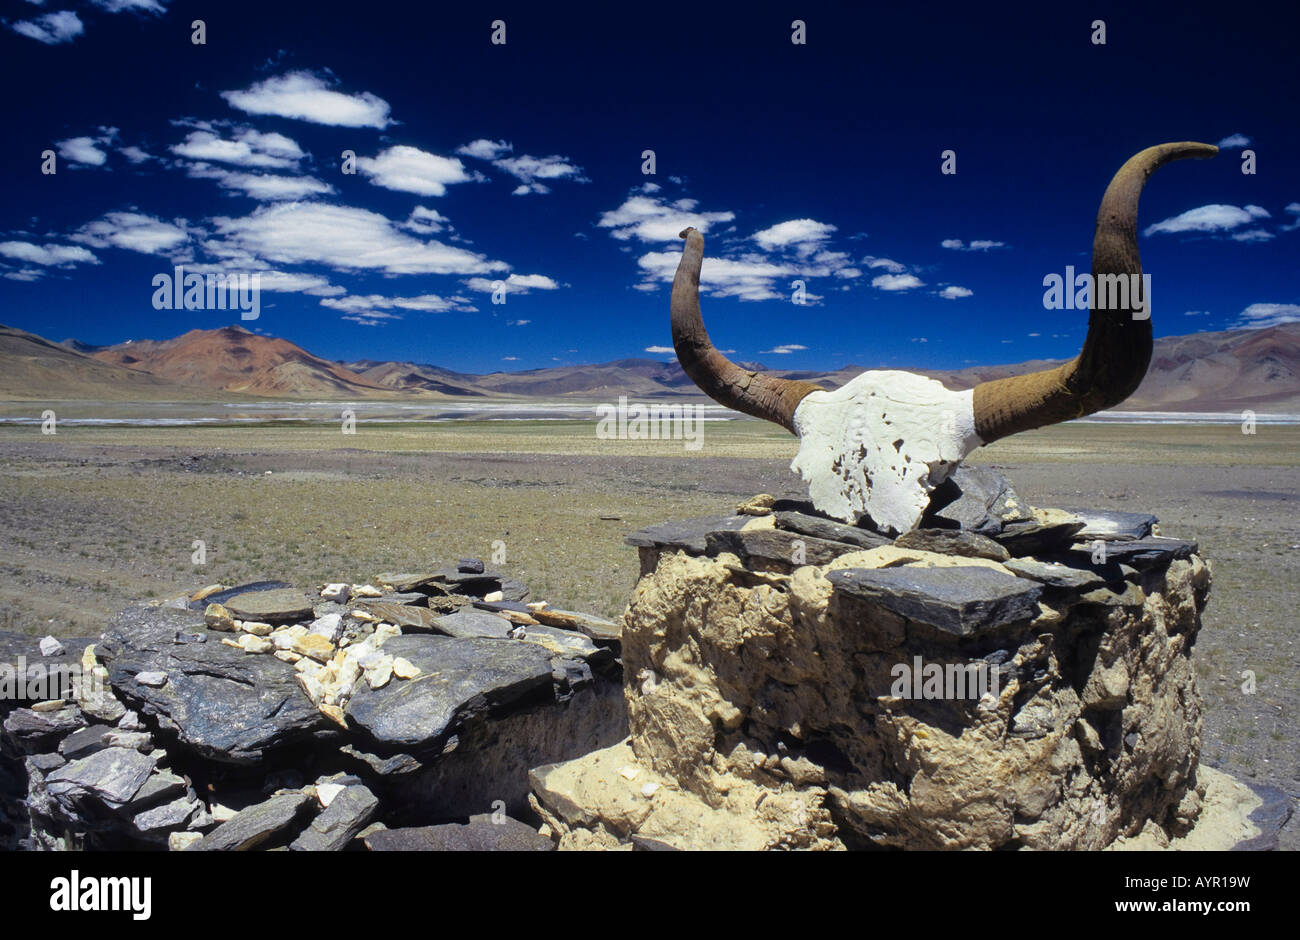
[96,606,328,764]
[1065,508,1157,541]
[827,565,1042,636]
[992,517,1085,556]
[920,466,1035,536]
[290,785,379,852]
[358,602,440,631]
[896,528,1011,561]
[432,610,513,639]
[773,511,890,550]
[624,515,749,554]
[186,581,290,611]
[1060,536,1198,570]
[223,588,315,622]
[344,634,555,751]
[1003,557,1106,591]
[45,746,157,808]
[365,814,553,851]
[706,527,856,567]
[191,791,313,851]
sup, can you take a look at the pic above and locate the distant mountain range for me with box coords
[0,321,1297,412]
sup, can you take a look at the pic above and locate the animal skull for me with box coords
[670,142,1218,534]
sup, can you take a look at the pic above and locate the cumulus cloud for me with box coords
[119,145,154,164]
[55,135,111,166]
[1144,203,1270,237]
[184,164,334,200]
[11,10,83,44]
[72,211,191,255]
[493,153,587,195]
[321,293,477,318]
[752,219,836,252]
[871,273,924,291]
[598,194,735,242]
[463,273,560,295]
[221,71,392,128]
[762,344,808,354]
[208,202,507,276]
[938,285,972,299]
[355,145,475,196]
[645,345,674,354]
[1234,303,1300,329]
[456,139,512,161]
[1217,133,1251,149]
[941,238,1006,251]
[402,206,450,234]
[0,241,98,267]
[636,250,794,302]
[171,126,304,169]
[862,256,906,273]
[1280,203,1300,233]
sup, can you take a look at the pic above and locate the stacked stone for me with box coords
[0,560,624,851]
[528,467,1264,850]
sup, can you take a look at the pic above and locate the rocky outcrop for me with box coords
[0,560,624,850]
[531,468,1286,850]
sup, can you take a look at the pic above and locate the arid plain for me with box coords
[0,417,1296,847]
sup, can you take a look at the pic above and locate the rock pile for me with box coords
[530,467,1287,850]
[0,560,624,850]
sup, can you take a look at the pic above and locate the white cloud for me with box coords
[456,139,512,161]
[12,10,83,44]
[1280,203,1300,233]
[1144,203,1270,236]
[645,345,674,354]
[402,206,449,234]
[90,1,168,11]
[508,319,530,326]
[762,344,807,354]
[938,285,972,299]
[493,153,587,195]
[501,356,520,361]
[1230,229,1274,243]
[637,250,794,301]
[56,136,109,166]
[871,273,924,291]
[1184,310,1211,316]
[72,211,190,255]
[209,202,507,275]
[1217,133,1251,149]
[171,127,304,169]
[185,164,334,201]
[119,145,154,164]
[355,145,475,196]
[752,219,836,252]
[0,241,98,266]
[862,255,905,273]
[941,238,1006,251]
[598,194,735,242]
[463,273,559,294]
[1234,303,1300,329]
[221,71,392,128]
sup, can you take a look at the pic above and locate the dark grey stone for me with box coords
[896,528,1011,561]
[498,580,531,603]
[1065,536,1198,569]
[920,466,1035,535]
[57,724,116,760]
[345,634,555,751]
[96,605,328,764]
[3,706,87,748]
[1065,508,1158,541]
[357,602,440,631]
[624,514,750,554]
[433,610,513,639]
[457,558,486,574]
[290,785,379,851]
[364,814,553,851]
[705,527,857,568]
[131,770,188,809]
[1232,783,1294,851]
[134,796,198,834]
[46,746,157,807]
[26,752,67,773]
[186,581,290,611]
[339,744,422,776]
[773,511,891,550]
[827,565,1042,636]
[473,599,531,615]
[190,791,313,851]
[992,516,1086,556]
[1003,557,1106,591]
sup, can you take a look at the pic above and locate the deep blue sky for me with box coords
[1,0,1296,373]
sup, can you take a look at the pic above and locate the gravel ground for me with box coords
[0,418,1294,847]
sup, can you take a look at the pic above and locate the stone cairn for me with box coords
[0,561,624,851]
[529,466,1283,850]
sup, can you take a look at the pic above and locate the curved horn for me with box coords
[972,141,1218,442]
[671,227,823,433]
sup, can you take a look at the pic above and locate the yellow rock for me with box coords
[204,603,237,632]
[240,621,273,637]
[319,703,348,727]
[238,634,274,654]
[292,633,335,663]
[391,657,421,680]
